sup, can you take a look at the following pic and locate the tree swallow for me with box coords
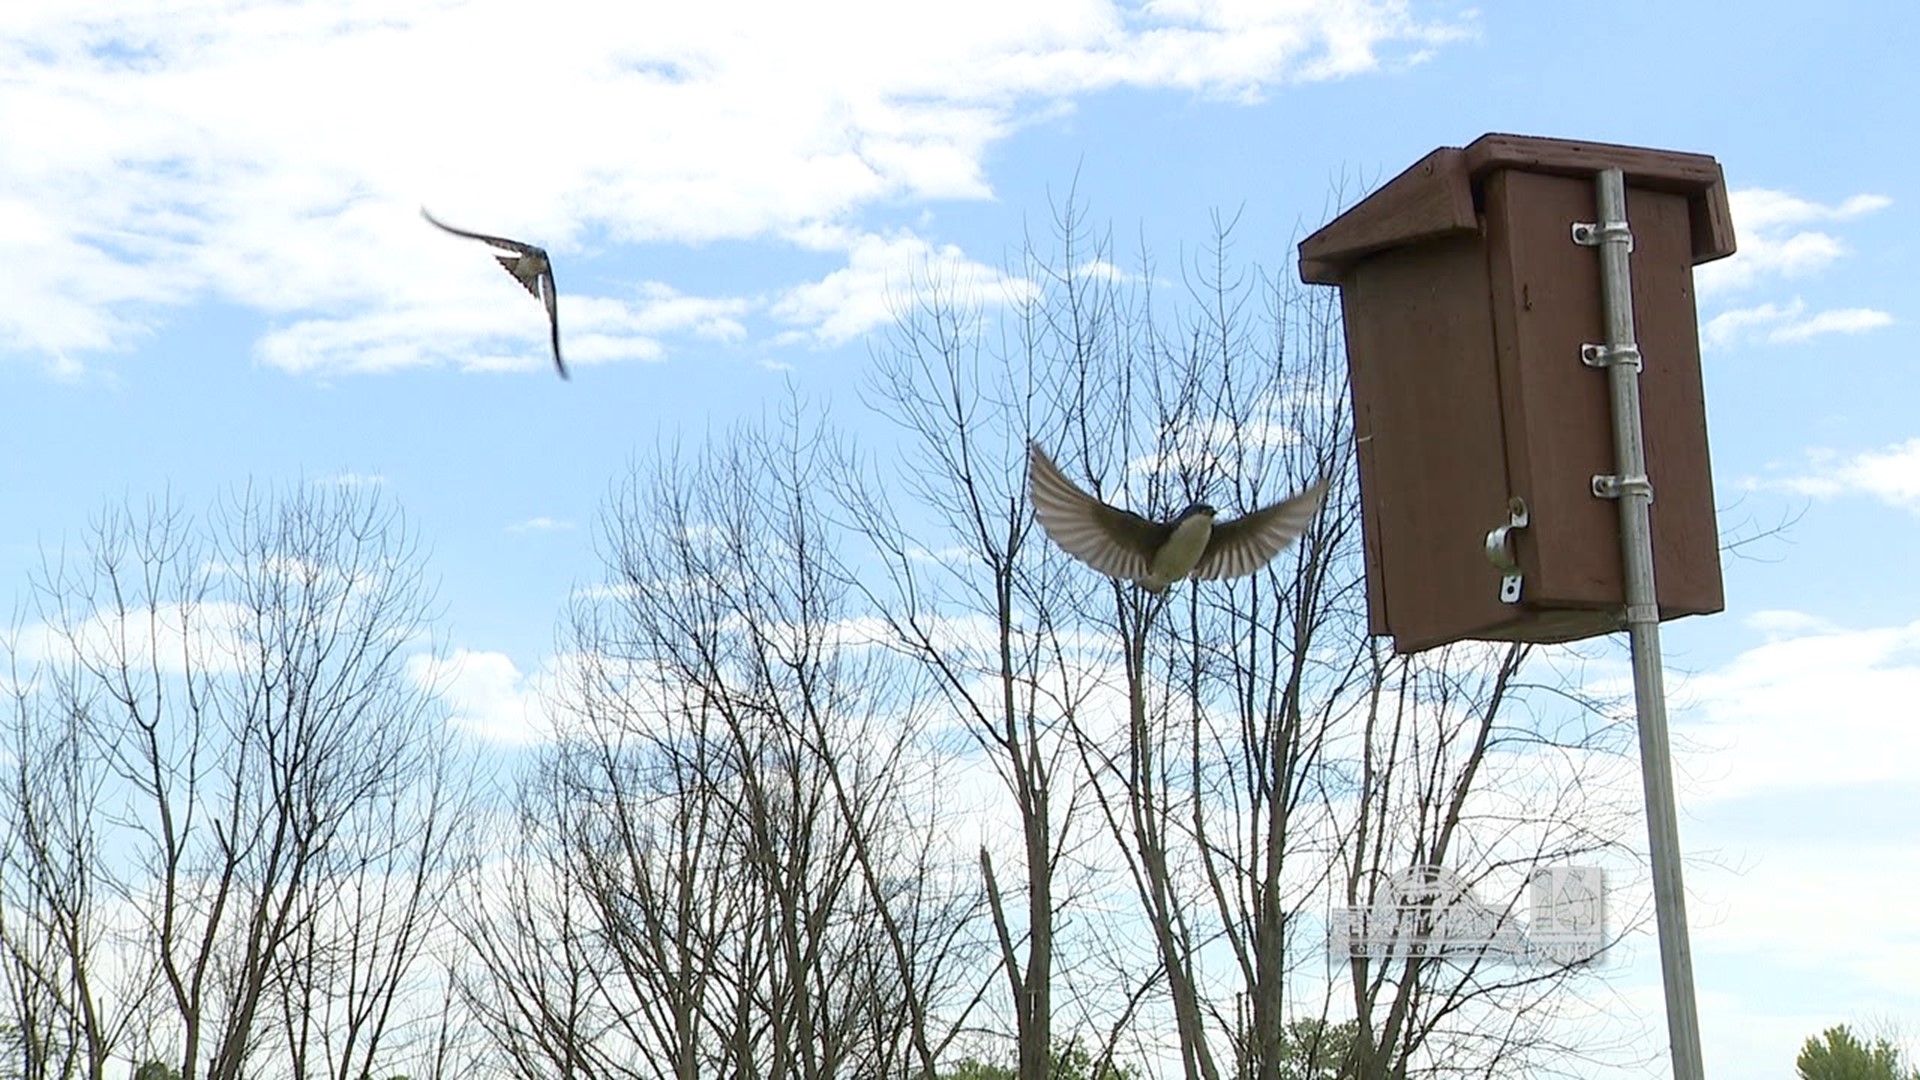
[421,207,567,379]
[1028,441,1327,591]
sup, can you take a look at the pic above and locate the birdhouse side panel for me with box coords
[1340,235,1516,650]
[1341,296,1393,637]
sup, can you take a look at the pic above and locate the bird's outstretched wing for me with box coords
[1028,441,1167,584]
[423,207,568,379]
[1192,479,1327,581]
[421,208,542,256]
[538,269,565,379]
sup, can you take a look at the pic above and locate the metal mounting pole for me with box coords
[1581,167,1705,1080]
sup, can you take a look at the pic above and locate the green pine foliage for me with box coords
[1797,1025,1920,1080]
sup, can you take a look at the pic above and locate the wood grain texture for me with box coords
[1300,133,1737,287]
[1299,148,1477,283]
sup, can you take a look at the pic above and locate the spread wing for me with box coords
[1192,479,1328,581]
[424,206,567,380]
[539,268,568,380]
[420,207,541,256]
[1027,441,1166,584]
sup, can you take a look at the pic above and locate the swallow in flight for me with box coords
[421,207,567,379]
[1028,440,1326,591]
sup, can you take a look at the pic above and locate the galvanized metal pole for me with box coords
[1585,166,1706,1080]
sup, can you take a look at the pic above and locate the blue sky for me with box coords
[4,0,1916,1074]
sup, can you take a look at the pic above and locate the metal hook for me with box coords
[1484,496,1530,604]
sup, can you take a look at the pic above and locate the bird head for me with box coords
[1175,501,1217,522]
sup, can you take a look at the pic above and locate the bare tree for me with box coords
[1,483,471,1080]
[1327,639,1649,1080]
[0,631,152,1080]
[457,410,989,1080]
[852,199,1165,1080]
[454,769,606,1080]
[860,196,1648,1080]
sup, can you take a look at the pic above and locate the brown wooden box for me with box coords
[1297,134,1736,654]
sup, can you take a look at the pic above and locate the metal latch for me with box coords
[1484,496,1529,604]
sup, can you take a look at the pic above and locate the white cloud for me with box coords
[1575,612,1920,1031]
[1768,306,1894,343]
[907,544,973,565]
[569,581,643,603]
[11,600,253,676]
[318,470,386,488]
[625,282,751,341]
[1742,608,1834,641]
[409,648,559,745]
[771,228,1037,346]
[1693,837,1920,999]
[1760,439,1920,511]
[1701,301,1798,350]
[1,0,1467,372]
[1700,297,1894,351]
[1676,615,1920,800]
[251,254,681,376]
[506,516,574,533]
[1073,257,1137,283]
[1727,190,1892,232]
[1574,615,1920,1017]
[44,353,93,383]
[1695,188,1891,297]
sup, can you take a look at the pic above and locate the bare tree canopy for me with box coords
[2,483,473,1080]
[455,412,993,1080]
[4,190,1653,1080]
[853,195,1647,1080]
[451,195,1651,1080]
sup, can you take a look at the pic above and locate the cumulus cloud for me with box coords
[252,261,703,376]
[1648,612,1920,1008]
[1690,189,1895,355]
[1676,614,1920,800]
[1696,189,1892,297]
[770,227,1036,346]
[409,648,559,745]
[1700,298,1894,351]
[10,600,254,676]
[1767,306,1894,342]
[1755,438,1920,512]
[1,0,1469,373]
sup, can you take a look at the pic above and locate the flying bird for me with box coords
[1028,441,1327,591]
[420,207,567,379]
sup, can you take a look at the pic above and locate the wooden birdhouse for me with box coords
[1298,134,1736,654]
